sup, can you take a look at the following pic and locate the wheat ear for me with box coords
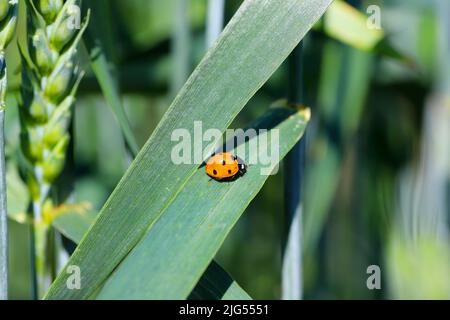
[19,0,89,298]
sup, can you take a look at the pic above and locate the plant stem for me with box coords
[0,111,6,301]
[0,0,20,297]
[171,0,191,96]
[282,43,304,300]
[0,52,7,300]
[27,156,51,299]
[33,185,50,298]
[206,0,225,49]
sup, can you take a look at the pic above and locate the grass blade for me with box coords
[190,0,250,301]
[83,0,140,157]
[0,108,6,300]
[189,261,251,300]
[96,106,309,299]
[322,0,383,51]
[86,48,139,157]
[171,0,191,96]
[52,211,98,244]
[0,65,6,298]
[52,210,252,300]
[282,44,304,300]
[45,0,332,299]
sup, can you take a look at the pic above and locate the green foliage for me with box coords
[322,0,383,51]
[83,0,139,156]
[387,235,450,299]
[96,107,309,299]
[45,0,331,299]
[3,0,449,301]
[0,0,18,52]
[51,193,252,300]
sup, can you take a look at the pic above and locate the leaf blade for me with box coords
[96,107,309,299]
[83,0,140,156]
[52,211,98,244]
[323,0,384,51]
[189,261,251,300]
[52,210,252,300]
[85,44,140,157]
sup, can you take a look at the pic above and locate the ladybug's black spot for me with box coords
[228,170,232,174]
[213,170,217,175]
[221,160,226,165]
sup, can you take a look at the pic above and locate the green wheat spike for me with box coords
[19,0,89,298]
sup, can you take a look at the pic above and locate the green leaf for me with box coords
[304,138,340,253]
[316,0,412,65]
[45,0,331,299]
[96,107,309,299]
[6,163,29,224]
[322,0,384,51]
[83,0,140,157]
[387,234,450,299]
[86,46,139,157]
[52,211,98,244]
[52,208,251,300]
[189,261,251,300]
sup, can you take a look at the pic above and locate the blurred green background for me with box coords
[5,0,450,299]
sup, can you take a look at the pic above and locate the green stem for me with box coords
[33,220,50,299]
[0,111,7,301]
[171,0,191,96]
[32,168,51,298]
[282,43,304,300]
[0,53,8,300]
[206,0,225,49]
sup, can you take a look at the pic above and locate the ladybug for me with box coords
[205,152,247,181]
